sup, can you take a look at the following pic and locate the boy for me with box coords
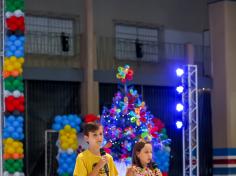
[73,122,118,176]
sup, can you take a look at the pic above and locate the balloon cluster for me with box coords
[3,138,24,160]
[59,125,79,150]
[3,116,24,140]
[5,96,25,113]
[6,16,24,32]
[6,10,24,18]
[56,152,77,176]
[116,65,133,83]
[102,65,171,173]
[3,0,25,175]
[4,159,24,174]
[4,76,24,92]
[52,114,82,132]
[52,114,82,176]
[5,36,25,58]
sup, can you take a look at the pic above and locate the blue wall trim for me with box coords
[213,148,236,156]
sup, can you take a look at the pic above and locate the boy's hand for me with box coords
[97,156,108,169]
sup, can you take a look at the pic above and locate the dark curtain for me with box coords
[99,83,212,176]
[198,90,213,176]
[25,80,81,176]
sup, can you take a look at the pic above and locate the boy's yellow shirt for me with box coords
[73,149,118,176]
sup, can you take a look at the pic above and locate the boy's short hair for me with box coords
[83,122,102,136]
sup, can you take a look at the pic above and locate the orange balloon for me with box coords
[13,153,20,159]
[19,153,24,158]
[11,70,20,77]
[3,71,10,78]
[3,153,10,159]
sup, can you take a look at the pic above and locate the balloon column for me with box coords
[52,114,82,176]
[101,65,171,175]
[3,0,25,176]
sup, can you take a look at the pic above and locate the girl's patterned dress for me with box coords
[132,165,162,176]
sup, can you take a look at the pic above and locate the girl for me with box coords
[126,140,162,176]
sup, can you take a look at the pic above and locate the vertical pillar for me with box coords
[209,0,236,175]
[81,0,99,115]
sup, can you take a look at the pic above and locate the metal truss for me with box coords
[182,65,199,176]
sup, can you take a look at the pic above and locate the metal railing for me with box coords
[24,32,81,68]
[97,36,211,76]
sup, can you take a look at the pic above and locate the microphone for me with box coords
[100,148,109,176]
[151,161,158,169]
[150,161,162,176]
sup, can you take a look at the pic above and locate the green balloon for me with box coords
[8,166,15,174]
[7,159,14,164]
[18,85,24,92]
[13,79,21,88]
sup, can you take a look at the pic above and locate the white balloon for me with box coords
[14,10,24,17]
[3,171,9,176]
[67,148,74,154]
[13,90,21,98]
[4,90,11,97]
[13,172,20,176]
[5,12,12,18]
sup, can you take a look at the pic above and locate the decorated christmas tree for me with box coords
[101,65,171,174]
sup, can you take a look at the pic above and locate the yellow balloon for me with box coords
[19,58,25,64]
[7,147,15,154]
[16,147,24,154]
[10,56,17,62]
[64,125,71,131]
[61,142,69,150]
[6,138,14,144]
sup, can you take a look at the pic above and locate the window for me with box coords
[115,24,159,62]
[25,15,75,56]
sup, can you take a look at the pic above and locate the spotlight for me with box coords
[176,121,183,129]
[176,103,184,112]
[176,86,184,93]
[176,68,184,77]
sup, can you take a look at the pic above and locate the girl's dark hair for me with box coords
[132,140,153,169]
[83,122,102,136]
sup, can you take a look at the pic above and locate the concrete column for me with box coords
[209,0,236,175]
[185,43,195,65]
[81,0,99,115]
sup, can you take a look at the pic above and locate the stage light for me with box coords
[176,121,183,129]
[176,103,184,112]
[176,86,184,93]
[176,68,184,77]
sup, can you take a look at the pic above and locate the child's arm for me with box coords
[88,156,108,176]
[126,166,135,176]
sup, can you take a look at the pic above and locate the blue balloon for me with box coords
[7,126,14,132]
[13,121,20,127]
[17,116,24,123]
[12,132,20,139]
[5,51,13,57]
[3,132,9,138]
[16,127,23,133]
[15,50,23,57]
[14,40,22,46]
[55,115,62,123]
[52,124,61,131]
[9,35,17,42]
[10,45,17,52]
[19,36,25,42]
